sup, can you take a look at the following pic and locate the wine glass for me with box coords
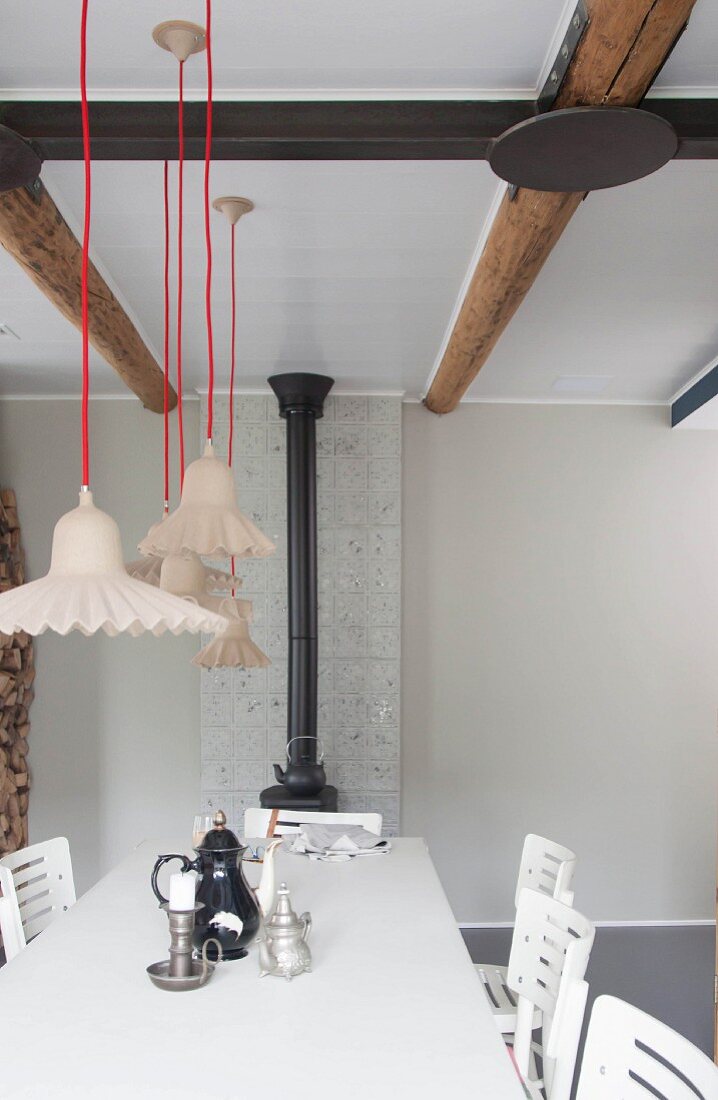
[192,814,213,848]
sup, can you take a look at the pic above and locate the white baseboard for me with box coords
[459,919,716,930]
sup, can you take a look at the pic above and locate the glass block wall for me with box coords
[199,393,401,835]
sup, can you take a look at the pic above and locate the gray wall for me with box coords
[402,402,718,922]
[0,399,201,895]
[2,397,717,936]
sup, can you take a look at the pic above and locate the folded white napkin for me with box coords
[289,823,392,861]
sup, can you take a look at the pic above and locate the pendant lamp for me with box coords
[193,191,270,669]
[139,1,274,564]
[127,550,241,593]
[0,0,227,642]
[139,442,274,558]
[159,551,252,619]
[193,600,270,670]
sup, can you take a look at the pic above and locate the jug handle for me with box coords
[151,853,195,906]
[301,912,312,942]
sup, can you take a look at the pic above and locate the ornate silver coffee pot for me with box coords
[258,882,312,980]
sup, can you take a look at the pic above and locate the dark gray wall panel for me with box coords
[462,924,715,1061]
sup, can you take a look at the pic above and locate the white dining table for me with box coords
[0,836,526,1100]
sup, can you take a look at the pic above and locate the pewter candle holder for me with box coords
[146,903,222,992]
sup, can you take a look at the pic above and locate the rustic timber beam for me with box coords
[425,0,700,414]
[0,98,716,161]
[0,180,174,412]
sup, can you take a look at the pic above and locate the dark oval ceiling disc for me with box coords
[489,107,678,192]
[0,125,43,194]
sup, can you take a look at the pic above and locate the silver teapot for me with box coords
[258,882,312,981]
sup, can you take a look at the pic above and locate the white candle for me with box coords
[168,872,196,911]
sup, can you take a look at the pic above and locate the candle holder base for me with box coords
[146,904,222,991]
[146,957,216,992]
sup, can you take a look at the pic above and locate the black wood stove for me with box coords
[260,372,337,812]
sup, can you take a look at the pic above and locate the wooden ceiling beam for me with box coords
[0,180,173,412]
[425,0,700,415]
[0,98,716,160]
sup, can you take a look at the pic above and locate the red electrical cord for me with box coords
[79,0,91,489]
[162,160,170,513]
[228,222,237,468]
[176,59,186,488]
[228,220,237,593]
[204,0,215,442]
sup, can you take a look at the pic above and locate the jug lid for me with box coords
[196,809,242,851]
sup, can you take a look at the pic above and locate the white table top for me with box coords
[0,837,525,1100]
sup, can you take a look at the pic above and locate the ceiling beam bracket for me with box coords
[537,0,589,112]
[22,176,42,204]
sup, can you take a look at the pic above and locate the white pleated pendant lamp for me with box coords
[0,492,226,638]
[0,1,227,643]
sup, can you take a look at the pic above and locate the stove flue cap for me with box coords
[269,373,334,419]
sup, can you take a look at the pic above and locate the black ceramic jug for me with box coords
[151,810,261,961]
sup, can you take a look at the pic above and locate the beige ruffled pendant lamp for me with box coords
[0,1,227,641]
[192,602,270,670]
[138,6,274,564]
[126,160,241,599]
[193,191,271,669]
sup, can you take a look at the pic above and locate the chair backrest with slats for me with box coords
[243,808,383,838]
[508,888,595,1087]
[0,837,76,943]
[0,893,25,961]
[515,833,577,908]
[576,996,718,1099]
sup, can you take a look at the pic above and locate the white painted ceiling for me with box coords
[0,1,716,404]
[1,0,568,97]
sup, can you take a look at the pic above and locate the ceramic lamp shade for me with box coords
[159,552,252,619]
[193,599,270,669]
[0,492,228,638]
[127,550,242,592]
[138,443,275,559]
[126,553,164,586]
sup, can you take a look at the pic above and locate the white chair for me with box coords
[243,808,383,838]
[0,837,76,949]
[0,894,25,962]
[576,995,718,1099]
[509,890,594,1100]
[475,834,578,1035]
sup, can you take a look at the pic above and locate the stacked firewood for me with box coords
[0,489,33,855]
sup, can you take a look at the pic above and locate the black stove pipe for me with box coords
[262,373,334,807]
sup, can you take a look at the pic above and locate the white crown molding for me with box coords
[645,86,718,99]
[669,351,718,406]
[403,394,668,406]
[3,83,716,103]
[448,396,668,407]
[0,86,537,103]
[197,386,407,397]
